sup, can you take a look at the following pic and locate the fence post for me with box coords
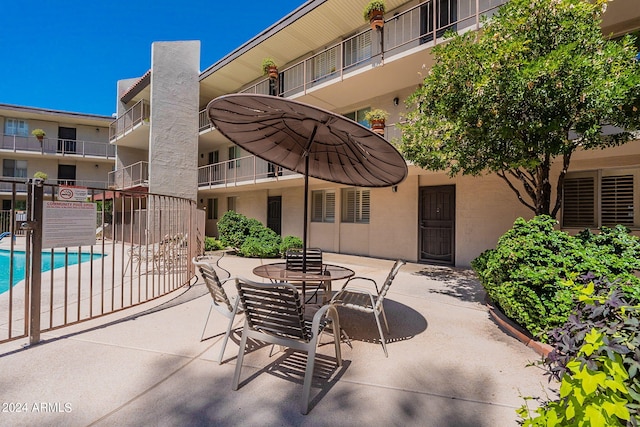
[27,179,44,345]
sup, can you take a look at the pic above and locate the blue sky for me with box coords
[0,0,304,117]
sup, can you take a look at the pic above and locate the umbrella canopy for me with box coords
[206,94,407,188]
[207,94,408,270]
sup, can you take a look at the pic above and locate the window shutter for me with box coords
[325,192,335,223]
[601,175,634,226]
[359,190,370,223]
[312,191,323,222]
[342,189,355,222]
[563,177,595,227]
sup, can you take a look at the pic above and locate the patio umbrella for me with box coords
[207,93,408,270]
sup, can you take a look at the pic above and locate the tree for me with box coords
[400,0,640,217]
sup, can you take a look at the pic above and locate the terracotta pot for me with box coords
[371,119,385,135]
[368,10,384,30]
[36,135,44,142]
[267,66,278,79]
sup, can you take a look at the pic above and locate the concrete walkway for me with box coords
[0,253,552,426]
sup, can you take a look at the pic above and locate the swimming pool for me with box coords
[0,249,103,294]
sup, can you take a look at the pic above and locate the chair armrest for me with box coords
[311,303,341,335]
[330,287,378,309]
[341,276,380,294]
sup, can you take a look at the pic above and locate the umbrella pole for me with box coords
[302,154,309,274]
[302,126,317,276]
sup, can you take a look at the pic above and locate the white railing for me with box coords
[0,134,115,159]
[109,99,150,142]
[198,156,298,187]
[236,0,506,98]
[108,161,149,190]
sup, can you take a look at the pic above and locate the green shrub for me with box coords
[217,211,253,250]
[472,216,640,339]
[204,236,223,252]
[519,278,640,426]
[239,224,281,258]
[279,235,303,256]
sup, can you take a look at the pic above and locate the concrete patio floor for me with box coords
[0,253,554,426]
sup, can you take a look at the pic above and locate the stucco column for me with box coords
[148,41,200,201]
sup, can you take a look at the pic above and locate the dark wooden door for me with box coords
[419,185,455,264]
[267,196,282,235]
[58,127,76,153]
[57,164,76,186]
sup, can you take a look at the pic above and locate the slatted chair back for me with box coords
[194,259,234,313]
[285,248,323,273]
[232,278,343,414]
[375,259,406,311]
[236,279,310,342]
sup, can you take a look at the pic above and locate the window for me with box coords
[341,188,370,223]
[344,108,371,128]
[227,196,237,212]
[228,146,241,169]
[3,159,27,178]
[312,190,335,223]
[562,169,637,228]
[207,198,218,220]
[4,119,28,136]
[208,150,219,165]
[344,32,372,68]
[311,46,338,81]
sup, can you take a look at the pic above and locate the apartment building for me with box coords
[0,103,114,229]
[108,0,640,266]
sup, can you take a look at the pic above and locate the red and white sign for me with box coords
[58,185,89,201]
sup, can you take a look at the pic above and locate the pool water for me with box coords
[0,249,102,294]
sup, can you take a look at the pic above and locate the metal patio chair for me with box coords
[232,278,342,414]
[285,247,326,302]
[192,257,242,364]
[330,259,406,357]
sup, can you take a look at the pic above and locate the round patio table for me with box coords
[252,262,355,304]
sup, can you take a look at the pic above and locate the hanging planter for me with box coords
[31,128,46,142]
[363,0,385,30]
[262,58,279,79]
[364,109,389,135]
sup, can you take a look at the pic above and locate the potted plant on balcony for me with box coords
[31,128,46,142]
[33,171,48,181]
[262,58,278,79]
[364,109,389,135]
[363,0,385,30]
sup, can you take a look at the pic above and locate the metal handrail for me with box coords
[109,99,150,142]
[199,0,507,119]
[108,161,149,190]
[197,156,298,187]
[0,134,115,158]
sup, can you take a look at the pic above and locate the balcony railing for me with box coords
[0,134,115,159]
[199,110,213,132]
[0,179,108,195]
[198,156,298,188]
[198,0,507,130]
[109,99,150,142]
[108,161,149,190]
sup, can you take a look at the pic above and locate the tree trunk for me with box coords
[534,160,552,216]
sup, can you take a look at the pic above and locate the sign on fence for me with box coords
[42,201,97,249]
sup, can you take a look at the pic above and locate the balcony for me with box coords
[108,161,149,190]
[198,0,507,132]
[109,100,150,149]
[0,134,115,159]
[198,156,298,188]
